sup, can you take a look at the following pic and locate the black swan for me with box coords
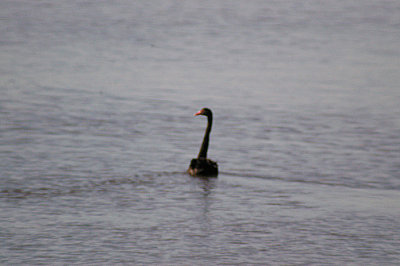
[188,108,218,177]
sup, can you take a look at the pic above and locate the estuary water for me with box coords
[1,0,400,264]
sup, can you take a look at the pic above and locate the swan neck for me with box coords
[198,114,212,159]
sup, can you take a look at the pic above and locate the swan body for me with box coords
[188,108,218,177]
[188,158,218,177]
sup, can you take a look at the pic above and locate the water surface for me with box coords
[1,0,400,264]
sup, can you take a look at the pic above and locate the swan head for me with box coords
[194,108,212,117]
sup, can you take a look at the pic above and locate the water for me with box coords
[1,0,400,264]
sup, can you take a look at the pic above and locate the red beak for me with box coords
[194,110,203,116]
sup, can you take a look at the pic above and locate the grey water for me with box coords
[1,0,400,264]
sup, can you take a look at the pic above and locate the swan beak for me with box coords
[194,110,203,116]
